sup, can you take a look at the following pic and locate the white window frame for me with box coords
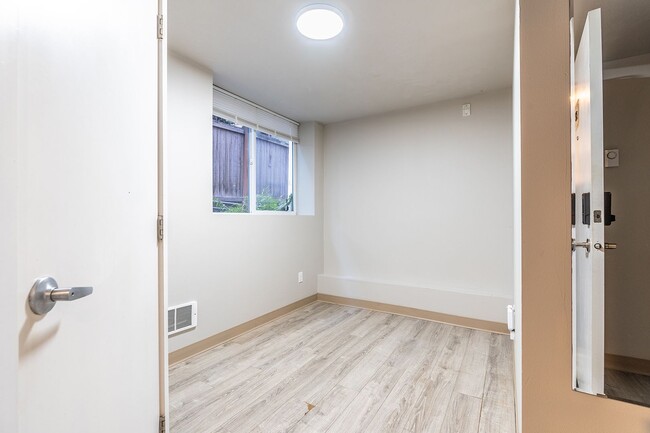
[247,131,296,215]
[212,86,298,215]
[212,118,295,215]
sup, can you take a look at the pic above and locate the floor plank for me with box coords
[288,385,358,433]
[169,302,347,391]
[404,363,458,433]
[171,306,368,431]
[454,330,491,398]
[168,302,516,433]
[363,322,451,433]
[217,314,407,432]
[477,333,516,433]
[439,392,482,433]
[326,364,405,433]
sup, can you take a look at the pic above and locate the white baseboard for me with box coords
[317,274,511,324]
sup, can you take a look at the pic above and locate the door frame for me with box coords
[157,0,170,429]
[512,1,523,431]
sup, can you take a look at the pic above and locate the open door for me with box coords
[12,0,163,431]
[572,8,605,395]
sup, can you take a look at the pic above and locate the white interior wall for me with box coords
[603,77,650,361]
[296,122,323,216]
[320,89,514,323]
[167,53,323,352]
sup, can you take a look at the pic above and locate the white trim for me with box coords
[213,122,296,215]
[317,275,512,324]
[603,64,650,80]
[288,141,295,202]
[570,15,577,394]
[513,1,523,430]
[248,129,256,213]
[157,0,169,427]
[604,53,650,79]
[211,210,299,216]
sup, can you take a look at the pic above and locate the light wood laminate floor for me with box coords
[169,302,516,433]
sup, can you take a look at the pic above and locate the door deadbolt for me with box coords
[594,242,617,250]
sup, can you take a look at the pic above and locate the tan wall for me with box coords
[520,0,650,431]
[603,78,650,362]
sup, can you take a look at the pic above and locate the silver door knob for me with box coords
[572,238,591,253]
[28,276,94,315]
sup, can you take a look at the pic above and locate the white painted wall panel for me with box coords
[167,54,323,352]
[322,89,514,322]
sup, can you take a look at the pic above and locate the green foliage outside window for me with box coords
[213,190,293,213]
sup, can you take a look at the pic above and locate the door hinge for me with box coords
[159,415,166,433]
[157,14,164,39]
[157,215,164,241]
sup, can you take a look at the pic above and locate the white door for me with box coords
[572,8,605,396]
[11,0,162,432]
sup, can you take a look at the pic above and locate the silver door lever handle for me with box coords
[28,276,94,315]
[50,286,93,301]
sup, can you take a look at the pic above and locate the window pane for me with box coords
[212,116,250,213]
[255,131,293,212]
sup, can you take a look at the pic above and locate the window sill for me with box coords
[212,210,297,216]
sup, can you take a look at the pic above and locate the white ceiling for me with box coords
[574,0,650,62]
[169,0,515,124]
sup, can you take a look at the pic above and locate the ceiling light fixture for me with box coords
[296,4,344,40]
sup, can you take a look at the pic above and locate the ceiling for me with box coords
[169,0,515,124]
[574,0,650,62]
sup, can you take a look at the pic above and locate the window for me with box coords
[211,86,299,213]
[212,116,294,213]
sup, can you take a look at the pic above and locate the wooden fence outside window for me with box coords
[212,117,290,208]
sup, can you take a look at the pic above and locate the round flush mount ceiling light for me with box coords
[296,4,344,40]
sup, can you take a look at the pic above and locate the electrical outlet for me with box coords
[462,103,471,117]
[298,272,304,283]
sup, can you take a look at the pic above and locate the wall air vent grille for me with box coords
[168,301,197,335]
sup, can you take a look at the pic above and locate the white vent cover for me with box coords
[168,301,197,336]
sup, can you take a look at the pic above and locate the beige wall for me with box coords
[519,0,650,431]
[321,89,514,324]
[603,78,650,362]
[167,53,324,352]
